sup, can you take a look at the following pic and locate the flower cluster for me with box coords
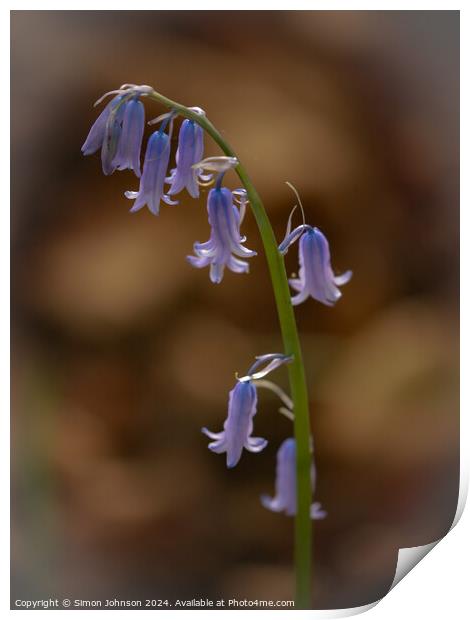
[82,85,256,282]
[202,353,326,518]
[82,85,351,519]
[81,85,152,177]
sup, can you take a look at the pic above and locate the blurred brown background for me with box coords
[11,10,459,609]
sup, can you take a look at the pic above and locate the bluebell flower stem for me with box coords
[147,90,313,609]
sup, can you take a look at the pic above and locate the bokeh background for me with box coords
[11,10,459,609]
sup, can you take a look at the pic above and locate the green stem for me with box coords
[148,91,313,608]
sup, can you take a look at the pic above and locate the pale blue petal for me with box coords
[202,380,265,468]
[81,95,121,156]
[188,186,255,283]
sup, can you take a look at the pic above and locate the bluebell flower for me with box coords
[100,99,129,176]
[112,98,145,177]
[82,95,134,175]
[125,126,177,215]
[279,224,352,306]
[202,380,266,469]
[192,155,238,173]
[167,118,208,198]
[82,94,129,175]
[81,95,121,157]
[202,354,292,468]
[187,184,256,283]
[261,438,327,519]
[82,85,153,177]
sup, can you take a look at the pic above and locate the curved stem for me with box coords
[148,91,313,608]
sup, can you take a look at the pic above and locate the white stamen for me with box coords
[285,181,306,225]
[148,111,175,126]
[188,106,206,116]
[93,89,125,107]
[198,172,214,182]
[124,191,139,199]
[197,177,215,188]
[192,156,238,173]
[285,204,299,239]
[239,357,292,383]
[134,85,154,95]
[94,84,154,107]
[232,189,248,203]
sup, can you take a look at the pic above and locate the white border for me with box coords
[5,4,465,618]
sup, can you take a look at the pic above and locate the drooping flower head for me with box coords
[188,162,256,283]
[279,224,352,306]
[112,98,145,177]
[261,438,327,519]
[278,183,351,306]
[125,114,177,215]
[202,354,292,468]
[82,94,127,176]
[81,94,121,158]
[166,110,211,198]
[81,84,151,177]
